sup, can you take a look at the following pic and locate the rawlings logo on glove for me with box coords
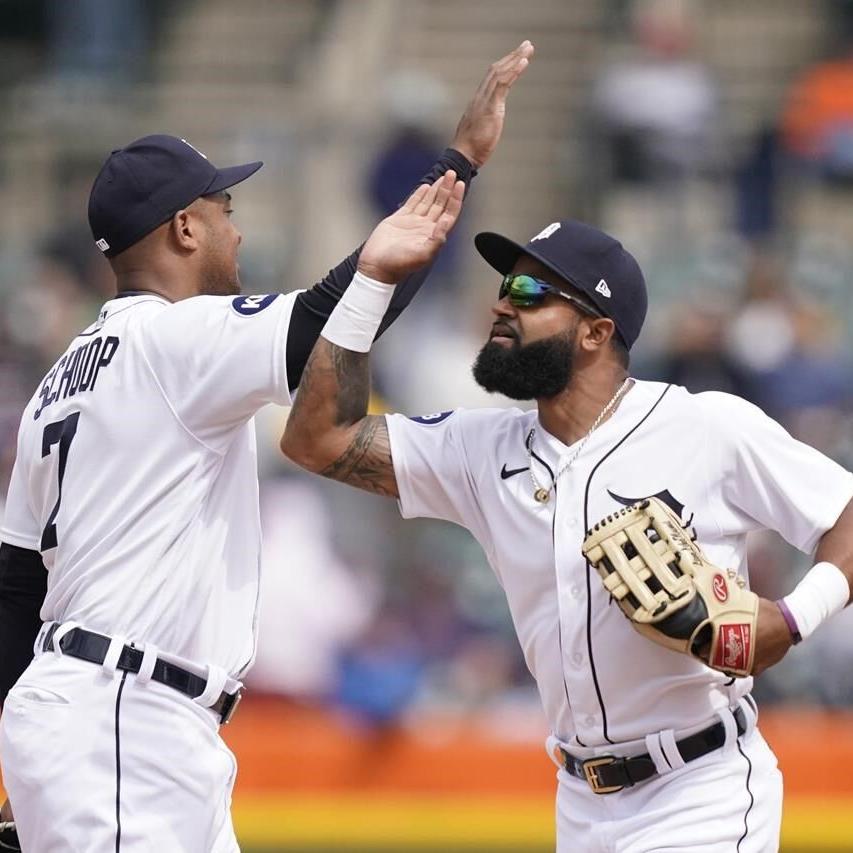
[582,498,759,677]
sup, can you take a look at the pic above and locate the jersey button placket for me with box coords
[551,464,593,724]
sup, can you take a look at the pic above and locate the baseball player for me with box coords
[0,41,534,851]
[282,217,853,851]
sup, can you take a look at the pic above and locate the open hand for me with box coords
[452,40,535,169]
[357,170,465,284]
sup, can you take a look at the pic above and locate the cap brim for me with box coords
[205,161,263,194]
[475,231,576,289]
[474,232,528,275]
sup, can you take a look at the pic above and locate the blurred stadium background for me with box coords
[1,0,853,850]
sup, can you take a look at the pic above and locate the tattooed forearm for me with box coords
[283,337,399,498]
[331,345,370,425]
[319,416,397,497]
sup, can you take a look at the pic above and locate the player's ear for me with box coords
[169,208,200,253]
[578,317,616,355]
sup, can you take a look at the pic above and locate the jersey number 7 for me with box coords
[40,411,80,550]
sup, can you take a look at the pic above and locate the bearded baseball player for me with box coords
[0,42,534,851]
[282,214,853,850]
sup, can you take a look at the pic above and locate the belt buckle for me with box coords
[219,690,243,725]
[582,756,624,795]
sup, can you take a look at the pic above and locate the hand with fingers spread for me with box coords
[452,40,535,169]
[355,41,534,284]
[357,170,466,284]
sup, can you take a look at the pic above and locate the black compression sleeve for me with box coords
[285,148,477,390]
[0,543,47,706]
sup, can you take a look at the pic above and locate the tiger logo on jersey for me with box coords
[608,488,686,521]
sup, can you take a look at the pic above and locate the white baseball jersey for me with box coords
[386,380,853,747]
[1,291,297,677]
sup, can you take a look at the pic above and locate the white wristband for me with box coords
[782,561,850,641]
[321,271,396,353]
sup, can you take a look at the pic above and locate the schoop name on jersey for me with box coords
[33,335,120,421]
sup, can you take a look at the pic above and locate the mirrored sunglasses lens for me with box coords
[507,275,548,306]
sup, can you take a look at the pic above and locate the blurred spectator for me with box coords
[334,608,424,728]
[43,153,116,301]
[781,38,853,183]
[5,251,96,378]
[0,0,46,88]
[656,297,755,398]
[368,125,441,223]
[733,127,780,242]
[249,478,378,698]
[592,0,719,185]
[46,0,149,86]
[723,253,852,439]
[367,70,462,292]
[417,632,519,715]
[0,325,34,499]
[724,254,798,383]
[809,604,853,706]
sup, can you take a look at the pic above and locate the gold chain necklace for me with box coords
[526,378,631,504]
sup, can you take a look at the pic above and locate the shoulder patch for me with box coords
[231,294,280,316]
[410,411,453,425]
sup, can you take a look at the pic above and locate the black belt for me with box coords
[41,624,242,725]
[560,705,748,794]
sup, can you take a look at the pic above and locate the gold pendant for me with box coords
[534,488,550,503]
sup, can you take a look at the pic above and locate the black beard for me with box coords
[472,329,576,400]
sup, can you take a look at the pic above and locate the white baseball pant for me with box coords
[0,645,239,852]
[554,708,782,851]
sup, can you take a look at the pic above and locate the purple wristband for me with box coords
[775,598,802,645]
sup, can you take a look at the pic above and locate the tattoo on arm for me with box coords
[288,337,399,498]
[331,345,369,426]
[320,415,398,497]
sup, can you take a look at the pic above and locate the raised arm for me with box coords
[282,42,533,496]
[285,40,535,390]
[282,174,465,497]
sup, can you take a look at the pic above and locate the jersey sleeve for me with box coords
[140,292,299,448]
[1,418,41,550]
[701,391,853,554]
[385,410,491,539]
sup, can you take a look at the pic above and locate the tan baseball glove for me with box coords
[582,498,759,677]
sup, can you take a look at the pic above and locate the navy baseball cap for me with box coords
[88,134,263,258]
[475,220,647,349]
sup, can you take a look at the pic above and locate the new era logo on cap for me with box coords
[595,279,611,298]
